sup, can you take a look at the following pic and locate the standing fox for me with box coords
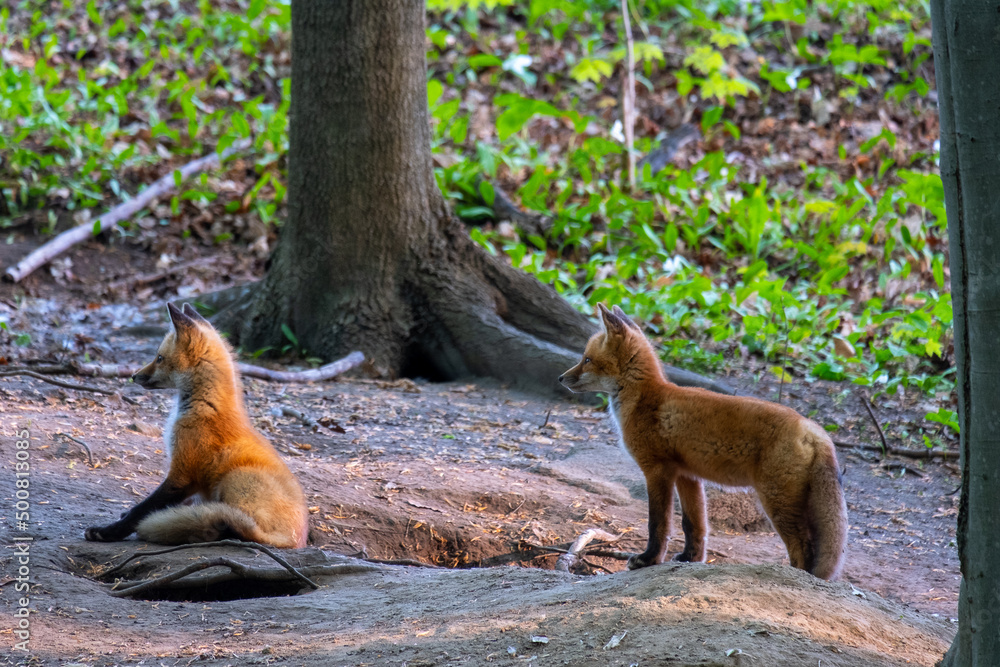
[560,304,848,580]
[85,303,309,549]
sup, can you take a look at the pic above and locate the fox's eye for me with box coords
[156,355,163,363]
[584,357,591,364]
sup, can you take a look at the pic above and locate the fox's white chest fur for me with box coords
[163,395,181,465]
[608,395,631,458]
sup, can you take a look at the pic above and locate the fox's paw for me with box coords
[85,523,128,542]
[672,549,706,563]
[84,525,115,542]
[627,552,657,570]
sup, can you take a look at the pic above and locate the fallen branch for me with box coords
[107,257,216,291]
[637,124,700,175]
[0,367,139,405]
[0,369,122,398]
[56,432,94,467]
[5,141,251,283]
[586,547,635,560]
[359,557,442,569]
[833,439,958,460]
[9,351,365,384]
[487,181,552,237]
[586,546,730,561]
[880,461,927,478]
[237,351,365,382]
[273,405,320,430]
[858,391,889,457]
[556,529,621,573]
[71,362,137,378]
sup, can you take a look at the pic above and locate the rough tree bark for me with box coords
[213,0,730,397]
[931,1,1000,664]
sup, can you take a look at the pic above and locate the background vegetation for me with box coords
[0,0,954,440]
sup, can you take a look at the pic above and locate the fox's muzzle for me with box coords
[132,371,151,387]
[558,368,581,392]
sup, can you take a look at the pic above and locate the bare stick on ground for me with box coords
[274,406,319,430]
[833,439,958,460]
[56,432,95,467]
[487,181,552,237]
[359,557,442,569]
[555,529,621,573]
[237,351,365,382]
[858,391,889,457]
[4,140,250,283]
[107,257,217,291]
[8,351,364,384]
[0,370,121,397]
[879,461,928,478]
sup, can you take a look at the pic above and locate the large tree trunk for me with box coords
[213,0,730,397]
[931,1,1000,664]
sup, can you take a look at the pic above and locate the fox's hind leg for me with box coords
[759,491,813,572]
[628,465,677,570]
[673,475,707,563]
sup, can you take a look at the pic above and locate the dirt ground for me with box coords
[0,238,959,665]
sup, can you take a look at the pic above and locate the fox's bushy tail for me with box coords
[806,445,849,580]
[136,503,266,546]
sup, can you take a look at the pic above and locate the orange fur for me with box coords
[85,303,309,549]
[559,304,848,580]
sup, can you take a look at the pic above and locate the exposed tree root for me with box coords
[100,539,318,585]
[209,221,734,398]
[108,558,381,598]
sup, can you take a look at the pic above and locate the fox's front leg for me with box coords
[85,480,189,542]
[628,466,677,570]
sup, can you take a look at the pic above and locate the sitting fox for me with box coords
[85,303,309,548]
[559,304,847,580]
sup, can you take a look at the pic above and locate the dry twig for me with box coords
[7,351,364,384]
[879,461,927,478]
[237,351,365,382]
[487,181,552,236]
[56,432,95,467]
[556,529,621,572]
[833,439,958,461]
[107,257,216,291]
[360,557,442,569]
[5,141,251,283]
[0,370,117,395]
[273,405,320,430]
[858,391,889,457]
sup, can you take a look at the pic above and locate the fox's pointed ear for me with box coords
[167,302,196,335]
[612,305,641,332]
[597,303,627,336]
[181,303,211,326]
